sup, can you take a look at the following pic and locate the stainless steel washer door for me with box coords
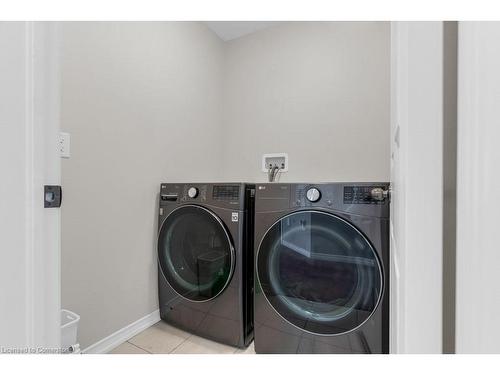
[158,205,235,302]
[256,210,383,335]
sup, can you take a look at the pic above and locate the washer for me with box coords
[157,183,255,348]
[253,183,390,353]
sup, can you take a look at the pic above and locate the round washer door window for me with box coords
[257,210,383,335]
[158,205,234,302]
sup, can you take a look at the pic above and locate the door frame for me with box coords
[0,21,61,351]
[389,21,444,353]
[455,21,500,353]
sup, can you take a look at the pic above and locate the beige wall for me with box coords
[221,22,390,182]
[60,22,224,348]
[61,21,390,349]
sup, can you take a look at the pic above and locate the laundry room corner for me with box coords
[219,21,391,183]
[59,22,226,350]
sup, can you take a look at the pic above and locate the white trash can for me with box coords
[61,309,80,353]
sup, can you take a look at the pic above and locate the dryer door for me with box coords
[257,210,383,335]
[158,205,235,302]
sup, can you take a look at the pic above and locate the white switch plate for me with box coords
[59,132,70,158]
[262,153,288,172]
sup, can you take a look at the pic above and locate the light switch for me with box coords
[60,132,70,158]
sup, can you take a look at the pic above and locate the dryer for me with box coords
[157,183,255,348]
[253,183,389,353]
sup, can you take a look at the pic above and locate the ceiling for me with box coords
[204,21,281,42]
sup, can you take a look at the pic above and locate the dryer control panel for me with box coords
[255,183,390,219]
[343,185,389,205]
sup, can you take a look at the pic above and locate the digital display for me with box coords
[213,185,240,201]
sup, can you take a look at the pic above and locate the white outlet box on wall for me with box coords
[60,132,71,158]
[262,153,288,172]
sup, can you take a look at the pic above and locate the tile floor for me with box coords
[109,321,255,354]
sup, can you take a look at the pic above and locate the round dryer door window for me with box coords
[158,205,235,302]
[257,210,383,335]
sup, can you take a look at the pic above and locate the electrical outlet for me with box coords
[60,132,70,158]
[262,153,288,172]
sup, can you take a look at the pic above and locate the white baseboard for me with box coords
[82,309,161,354]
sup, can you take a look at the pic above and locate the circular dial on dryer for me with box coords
[187,187,198,198]
[306,187,321,202]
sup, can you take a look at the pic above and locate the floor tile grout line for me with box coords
[171,334,237,354]
[126,340,154,354]
[169,335,191,354]
[122,321,242,354]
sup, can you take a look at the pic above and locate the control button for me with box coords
[187,187,198,199]
[370,187,388,201]
[306,187,321,202]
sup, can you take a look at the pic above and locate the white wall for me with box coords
[221,22,390,183]
[60,22,224,349]
[390,21,443,353]
[456,22,500,353]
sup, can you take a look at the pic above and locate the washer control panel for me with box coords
[160,183,246,210]
[212,185,240,201]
